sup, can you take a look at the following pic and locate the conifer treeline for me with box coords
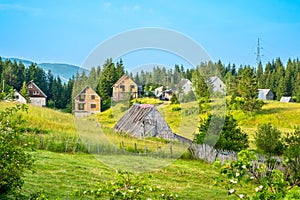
[1,56,300,112]
[0,57,74,111]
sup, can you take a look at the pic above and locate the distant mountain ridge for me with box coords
[1,57,89,82]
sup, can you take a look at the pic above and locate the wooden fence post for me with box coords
[40,136,43,149]
[144,145,147,155]
[134,143,137,154]
[170,143,173,158]
[65,140,68,152]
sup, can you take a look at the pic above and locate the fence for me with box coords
[20,134,188,159]
[189,143,284,172]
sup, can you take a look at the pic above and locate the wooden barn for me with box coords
[258,89,274,100]
[74,86,101,117]
[112,75,138,101]
[113,104,175,139]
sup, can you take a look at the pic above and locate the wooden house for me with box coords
[258,89,274,100]
[113,104,175,139]
[280,96,293,103]
[112,75,138,101]
[74,86,101,117]
[27,80,47,107]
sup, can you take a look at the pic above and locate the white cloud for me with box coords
[0,3,41,16]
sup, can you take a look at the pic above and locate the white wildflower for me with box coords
[236,172,240,177]
[255,187,259,192]
[242,165,246,169]
[239,194,244,199]
[230,179,237,184]
[229,189,235,194]
[259,185,263,189]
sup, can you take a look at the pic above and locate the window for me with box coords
[120,85,125,91]
[130,85,135,90]
[78,103,85,110]
[79,94,85,101]
[28,84,32,89]
[90,104,96,109]
[91,95,95,100]
[33,91,39,95]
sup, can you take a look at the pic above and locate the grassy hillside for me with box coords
[1,100,299,198]
[22,150,249,199]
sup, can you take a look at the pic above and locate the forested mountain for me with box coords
[2,57,88,82]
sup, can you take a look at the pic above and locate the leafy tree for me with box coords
[194,114,249,151]
[0,105,33,197]
[20,81,30,103]
[255,124,283,156]
[283,128,300,182]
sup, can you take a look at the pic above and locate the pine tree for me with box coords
[237,66,262,113]
[20,82,30,103]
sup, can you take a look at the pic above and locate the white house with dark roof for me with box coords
[27,80,47,107]
[5,90,27,104]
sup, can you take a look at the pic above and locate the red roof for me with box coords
[139,104,154,108]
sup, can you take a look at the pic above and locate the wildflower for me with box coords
[230,179,237,184]
[229,189,235,194]
[239,194,244,199]
[236,172,240,177]
[242,165,246,169]
[255,187,259,192]
[259,185,263,189]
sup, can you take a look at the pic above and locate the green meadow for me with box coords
[1,99,300,199]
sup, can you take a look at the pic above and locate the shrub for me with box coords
[283,128,300,181]
[194,114,249,151]
[73,170,178,199]
[0,104,34,197]
[255,123,283,156]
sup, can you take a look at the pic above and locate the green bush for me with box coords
[0,104,34,197]
[194,114,249,151]
[255,123,284,156]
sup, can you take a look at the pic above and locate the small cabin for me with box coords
[27,80,47,107]
[74,86,101,117]
[258,89,274,100]
[112,75,138,101]
[280,96,293,103]
[5,90,27,104]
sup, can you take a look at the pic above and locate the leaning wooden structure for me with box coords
[113,104,175,140]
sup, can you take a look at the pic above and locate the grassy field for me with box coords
[22,150,250,199]
[1,99,300,199]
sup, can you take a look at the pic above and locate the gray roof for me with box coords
[258,89,272,96]
[280,96,293,102]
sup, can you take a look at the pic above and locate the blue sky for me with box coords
[1,0,300,70]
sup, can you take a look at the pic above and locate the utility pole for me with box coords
[256,38,263,66]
